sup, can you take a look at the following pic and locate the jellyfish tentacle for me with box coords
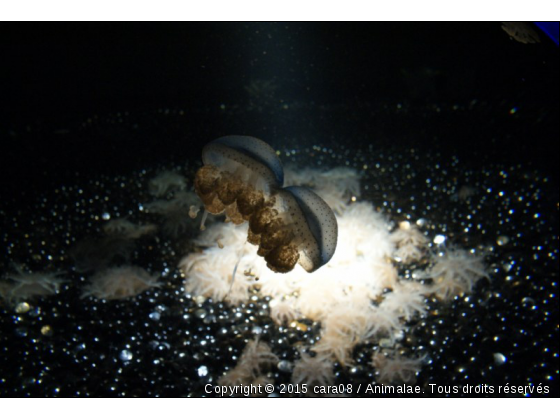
[200,209,209,231]
[225,241,246,299]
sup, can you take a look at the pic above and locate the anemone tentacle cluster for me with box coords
[81,266,160,300]
[0,268,66,305]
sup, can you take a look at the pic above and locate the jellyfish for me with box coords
[194,135,338,273]
[194,135,283,229]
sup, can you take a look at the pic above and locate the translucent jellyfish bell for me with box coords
[194,135,338,274]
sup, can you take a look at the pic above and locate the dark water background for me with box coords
[1,22,558,195]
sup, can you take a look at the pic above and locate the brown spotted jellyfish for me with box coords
[194,135,337,274]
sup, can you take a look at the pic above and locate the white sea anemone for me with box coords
[372,351,426,384]
[312,300,377,366]
[238,339,279,373]
[148,170,187,197]
[179,223,259,305]
[312,330,357,367]
[381,281,427,321]
[172,162,499,388]
[178,191,424,366]
[144,191,201,236]
[0,268,66,304]
[390,221,429,264]
[81,266,160,300]
[335,202,394,262]
[218,339,278,389]
[292,351,335,387]
[179,166,489,373]
[296,273,347,320]
[258,271,299,298]
[362,305,403,344]
[269,297,300,325]
[426,248,489,300]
